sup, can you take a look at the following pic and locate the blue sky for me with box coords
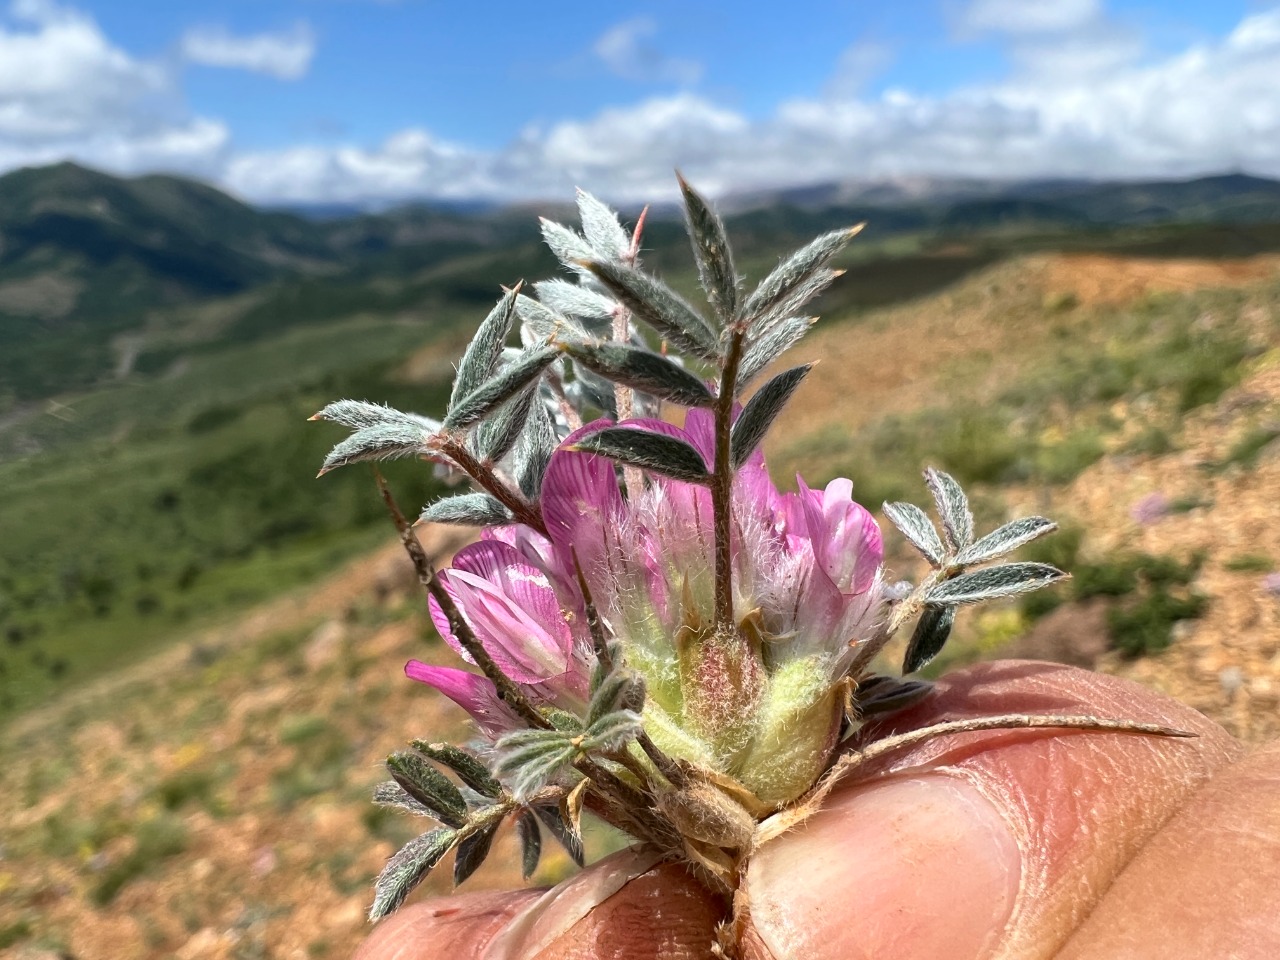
[1,0,1277,204]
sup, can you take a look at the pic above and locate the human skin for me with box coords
[354,661,1280,960]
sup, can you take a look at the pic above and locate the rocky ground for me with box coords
[2,252,1277,960]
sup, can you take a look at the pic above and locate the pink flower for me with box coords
[407,409,885,804]
[1130,492,1170,525]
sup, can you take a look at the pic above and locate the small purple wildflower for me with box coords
[1130,491,1170,525]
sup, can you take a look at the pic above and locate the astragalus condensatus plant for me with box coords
[313,177,1191,953]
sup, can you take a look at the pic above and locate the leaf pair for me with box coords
[311,401,441,476]
[884,468,1064,674]
[492,672,644,801]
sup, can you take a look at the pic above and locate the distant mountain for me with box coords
[1026,173,1280,225]
[0,161,332,281]
[0,163,543,403]
[724,172,1280,228]
[5,162,1280,408]
[0,163,346,402]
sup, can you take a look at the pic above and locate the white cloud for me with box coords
[218,8,1280,204]
[180,22,316,81]
[825,40,894,99]
[4,0,1280,208]
[960,0,1101,36]
[592,18,702,85]
[0,0,228,171]
[224,128,490,203]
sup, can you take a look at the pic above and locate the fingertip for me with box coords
[353,890,543,960]
[747,776,1019,960]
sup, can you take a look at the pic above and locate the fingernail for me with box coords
[748,776,1020,960]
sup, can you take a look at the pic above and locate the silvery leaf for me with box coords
[924,467,973,551]
[587,670,643,726]
[730,364,812,468]
[516,293,583,340]
[475,383,537,462]
[561,341,714,408]
[737,316,816,388]
[453,820,501,886]
[584,709,642,753]
[957,517,1058,566]
[678,173,738,323]
[514,399,557,498]
[419,493,512,526]
[444,346,559,429]
[534,804,584,867]
[386,752,468,828]
[311,400,438,432]
[451,287,520,408]
[747,268,842,334]
[740,225,862,326]
[540,218,595,270]
[372,781,433,817]
[570,427,710,484]
[882,501,947,567]
[410,742,502,799]
[583,260,720,360]
[902,604,956,674]
[493,729,577,800]
[534,279,616,323]
[515,810,542,879]
[576,189,630,260]
[926,563,1066,605]
[319,423,432,475]
[369,828,457,920]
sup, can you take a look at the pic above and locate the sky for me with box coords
[1,0,1279,206]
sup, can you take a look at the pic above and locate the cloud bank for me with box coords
[2,1,1280,205]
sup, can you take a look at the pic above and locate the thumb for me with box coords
[744,661,1239,960]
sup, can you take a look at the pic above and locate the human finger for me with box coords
[744,661,1242,960]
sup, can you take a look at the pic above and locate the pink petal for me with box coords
[446,569,570,683]
[453,540,567,640]
[541,419,626,596]
[404,661,522,738]
[795,477,882,596]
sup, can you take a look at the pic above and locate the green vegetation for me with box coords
[1215,424,1280,471]
[90,811,190,906]
[779,282,1267,505]
[1124,424,1176,456]
[1225,553,1275,573]
[0,342,450,718]
[0,918,33,950]
[1019,529,1207,658]
[272,713,353,810]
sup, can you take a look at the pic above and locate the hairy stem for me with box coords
[575,758,681,848]
[547,374,583,433]
[440,438,546,534]
[636,731,689,789]
[712,331,745,629]
[376,472,551,731]
[572,550,613,672]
